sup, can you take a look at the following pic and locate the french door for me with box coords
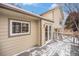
[45,25,52,41]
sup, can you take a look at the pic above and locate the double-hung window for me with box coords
[9,19,30,36]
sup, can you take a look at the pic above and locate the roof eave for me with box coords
[0,3,53,21]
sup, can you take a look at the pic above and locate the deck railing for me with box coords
[53,32,79,56]
[53,32,79,45]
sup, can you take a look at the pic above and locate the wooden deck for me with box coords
[18,33,79,56]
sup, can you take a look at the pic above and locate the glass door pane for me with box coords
[45,25,48,41]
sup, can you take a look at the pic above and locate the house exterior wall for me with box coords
[0,5,54,56]
[41,7,64,32]
[0,14,40,56]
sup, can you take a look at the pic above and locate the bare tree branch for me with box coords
[58,3,79,32]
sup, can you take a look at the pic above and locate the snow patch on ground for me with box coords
[29,39,71,56]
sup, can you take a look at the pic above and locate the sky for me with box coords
[16,3,57,14]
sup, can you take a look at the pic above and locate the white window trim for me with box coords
[9,20,31,36]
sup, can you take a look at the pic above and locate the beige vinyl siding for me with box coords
[36,20,41,46]
[0,14,39,56]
